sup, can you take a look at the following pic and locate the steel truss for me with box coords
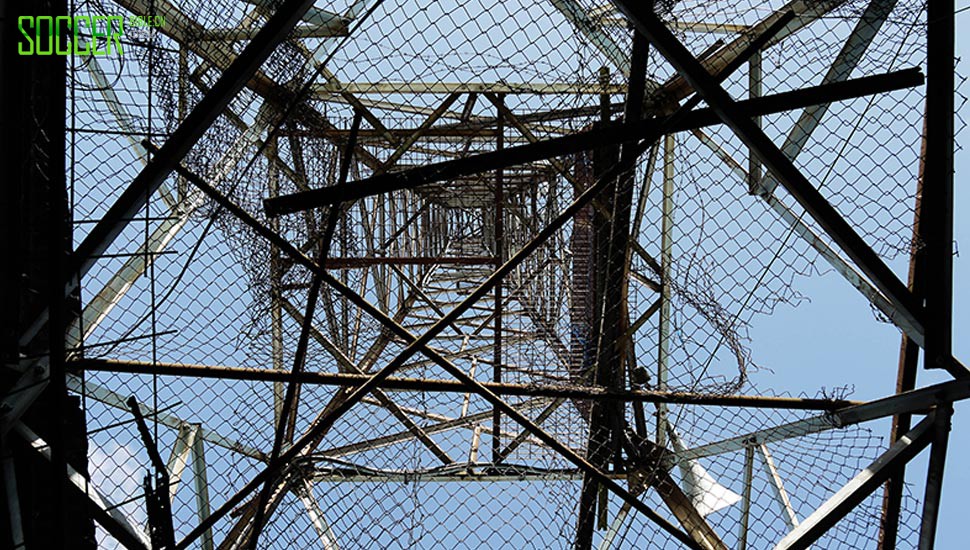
[5,0,963,548]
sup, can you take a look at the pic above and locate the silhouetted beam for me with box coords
[264,68,922,216]
[74,359,860,410]
[312,81,627,94]
[281,128,502,138]
[922,0,955,371]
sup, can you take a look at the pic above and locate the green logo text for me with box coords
[18,15,125,56]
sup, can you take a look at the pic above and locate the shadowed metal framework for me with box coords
[1,0,965,548]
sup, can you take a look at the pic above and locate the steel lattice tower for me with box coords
[1,0,964,549]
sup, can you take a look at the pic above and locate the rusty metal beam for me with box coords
[75,359,861,410]
[313,81,627,95]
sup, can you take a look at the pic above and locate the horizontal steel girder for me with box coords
[75,358,861,410]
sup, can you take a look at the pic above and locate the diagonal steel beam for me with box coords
[71,0,317,279]
[756,0,898,196]
[223,279,451,543]
[610,0,925,349]
[674,377,970,465]
[66,374,266,461]
[71,96,277,346]
[775,412,936,549]
[16,0,326,360]
[282,299,456,463]
[758,443,800,530]
[548,0,632,76]
[379,93,462,170]
[85,54,178,211]
[318,399,549,458]
[295,479,341,550]
[166,422,198,503]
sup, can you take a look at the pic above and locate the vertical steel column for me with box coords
[918,403,952,550]
[45,3,70,543]
[2,447,25,549]
[658,133,674,447]
[739,445,754,550]
[922,0,954,369]
[189,427,214,550]
[887,0,956,538]
[747,51,763,195]
[576,70,621,550]
[493,94,505,463]
[268,136,286,429]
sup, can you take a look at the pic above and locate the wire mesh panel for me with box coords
[61,0,943,548]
